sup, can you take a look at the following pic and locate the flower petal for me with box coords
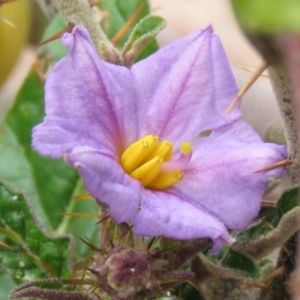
[32,117,115,159]
[172,120,287,231]
[66,146,141,222]
[37,26,139,158]
[134,189,233,249]
[131,27,240,146]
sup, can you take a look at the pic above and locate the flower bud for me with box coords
[105,249,151,292]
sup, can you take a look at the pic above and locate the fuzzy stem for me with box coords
[283,35,300,300]
[10,287,99,300]
[242,33,300,300]
[50,0,110,48]
[268,66,299,183]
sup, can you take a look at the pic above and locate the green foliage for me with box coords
[231,0,300,34]
[235,215,273,244]
[207,188,299,281]
[99,0,150,42]
[123,15,166,61]
[0,5,163,296]
[0,15,81,295]
[272,186,299,226]
[221,249,260,279]
[171,282,206,300]
[124,15,165,50]
[0,181,72,281]
[0,70,99,259]
[0,71,79,230]
[179,283,206,300]
[236,186,299,244]
[99,0,159,59]
[0,14,100,297]
[55,178,99,257]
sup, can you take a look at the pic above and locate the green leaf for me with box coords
[272,186,299,227]
[221,249,260,279]
[123,15,166,62]
[54,178,100,257]
[180,283,206,300]
[172,282,206,300]
[0,181,73,281]
[99,0,159,59]
[38,14,68,61]
[235,219,272,245]
[0,9,79,231]
[124,15,165,51]
[231,0,300,34]
[236,186,299,244]
[0,71,79,230]
[0,71,98,258]
[100,0,150,41]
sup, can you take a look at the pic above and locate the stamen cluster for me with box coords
[120,135,192,189]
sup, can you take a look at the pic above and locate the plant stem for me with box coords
[244,33,300,300]
[50,0,111,48]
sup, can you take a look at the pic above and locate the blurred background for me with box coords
[0,0,280,134]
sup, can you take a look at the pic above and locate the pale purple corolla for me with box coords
[32,26,287,250]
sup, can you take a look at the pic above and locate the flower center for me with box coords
[120,135,192,190]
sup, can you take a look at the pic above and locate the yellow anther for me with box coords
[147,170,183,190]
[121,135,159,173]
[180,142,192,154]
[120,135,190,190]
[130,156,163,187]
[146,140,173,162]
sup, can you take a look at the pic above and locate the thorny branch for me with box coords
[244,33,300,300]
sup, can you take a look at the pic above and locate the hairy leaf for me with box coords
[272,186,299,227]
[221,249,260,279]
[236,186,299,244]
[172,282,206,300]
[99,0,159,59]
[0,181,73,281]
[0,71,79,229]
[123,15,166,63]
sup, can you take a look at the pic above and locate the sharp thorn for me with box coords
[261,200,276,206]
[95,214,110,225]
[111,3,145,46]
[236,65,269,78]
[71,193,92,200]
[39,23,74,46]
[86,267,100,276]
[225,60,270,114]
[59,212,99,218]
[0,240,12,249]
[146,237,156,251]
[119,225,133,241]
[254,159,291,173]
[253,266,286,286]
[109,239,114,248]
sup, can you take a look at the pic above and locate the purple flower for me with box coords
[32,26,287,250]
